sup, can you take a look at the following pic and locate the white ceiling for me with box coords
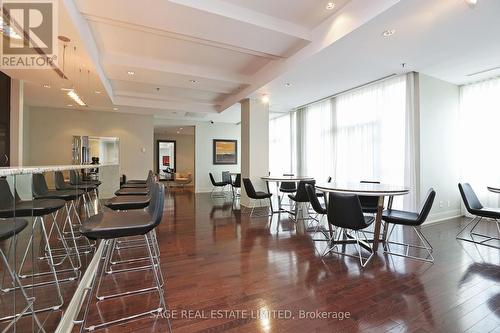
[260,0,500,113]
[3,0,498,125]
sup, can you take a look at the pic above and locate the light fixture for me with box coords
[113,107,118,111]
[95,90,101,94]
[326,2,335,10]
[382,29,396,37]
[189,79,198,84]
[67,89,87,106]
[465,0,478,7]
[261,94,269,104]
[127,71,135,76]
[42,84,51,88]
[176,131,180,134]
[179,127,183,130]
[285,83,292,87]
[67,104,73,107]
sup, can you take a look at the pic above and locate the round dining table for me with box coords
[487,186,500,194]
[261,175,314,213]
[316,181,409,252]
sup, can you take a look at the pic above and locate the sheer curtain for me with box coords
[332,74,415,209]
[459,76,500,208]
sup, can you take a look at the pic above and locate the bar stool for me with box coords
[70,170,102,212]
[79,182,171,332]
[32,173,90,268]
[120,171,153,189]
[0,218,45,332]
[123,170,153,185]
[55,171,98,217]
[0,178,72,314]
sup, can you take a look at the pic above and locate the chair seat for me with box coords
[382,209,420,226]
[213,182,227,187]
[0,199,65,218]
[72,180,102,187]
[59,183,97,192]
[316,191,324,197]
[35,189,85,201]
[105,195,151,211]
[0,218,28,241]
[115,187,149,196]
[469,207,500,219]
[254,191,272,199]
[288,194,308,203]
[120,183,148,189]
[80,211,154,240]
[280,188,296,193]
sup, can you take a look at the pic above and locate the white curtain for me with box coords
[459,76,500,208]
[269,74,418,210]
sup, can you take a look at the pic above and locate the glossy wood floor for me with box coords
[3,188,500,332]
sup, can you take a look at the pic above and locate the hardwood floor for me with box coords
[3,189,500,332]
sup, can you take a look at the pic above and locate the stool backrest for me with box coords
[0,178,15,206]
[32,173,49,197]
[54,171,68,190]
[327,192,366,230]
[147,182,165,229]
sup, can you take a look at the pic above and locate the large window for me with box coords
[270,74,417,210]
[269,113,294,175]
[459,76,500,207]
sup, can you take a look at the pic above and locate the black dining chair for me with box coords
[305,184,328,237]
[288,180,316,222]
[210,173,227,197]
[457,183,500,249]
[242,178,273,218]
[279,173,297,209]
[232,173,241,198]
[359,180,380,214]
[382,188,436,262]
[324,192,375,267]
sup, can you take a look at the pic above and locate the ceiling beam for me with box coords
[218,0,401,111]
[168,0,311,41]
[113,95,219,113]
[102,53,250,86]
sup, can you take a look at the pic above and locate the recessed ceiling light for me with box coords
[261,94,269,104]
[326,2,335,10]
[382,29,396,37]
[179,127,183,130]
[127,71,135,76]
[285,83,292,88]
[189,79,198,84]
[176,131,180,134]
[465,0,478,7]
[95,90,101,94]
[113,107,118,111]
[42,84,51,88]
[67,104,73,107]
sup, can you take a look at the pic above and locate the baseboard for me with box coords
[423,210,463,226]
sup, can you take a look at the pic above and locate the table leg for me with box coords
[372,196,385,252]
[382,196,394,243]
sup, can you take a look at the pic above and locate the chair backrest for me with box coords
[359,180,380,209]
[54,171,69,190]
[326,176,332,183]
[70,170,81,185]
[293,180,316,202]
[0,177,15,206]
[416,188,436,225]
[32,173,49,197]
[147,182,165,229]
[234,174,241,187]
[280,174,297,191]
[305,184,325,214]
[222,171,231,184]
[458,183,483,212]
[327,192,367,230]
[242,178,258,199]
[209,173,218,186]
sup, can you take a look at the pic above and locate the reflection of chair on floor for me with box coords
[174,172,192,189]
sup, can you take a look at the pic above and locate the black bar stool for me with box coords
[0,178,72,315]
[120,171,153,189]
[0,218,45,331]
[79,182,171,332]
[55,171,98,217]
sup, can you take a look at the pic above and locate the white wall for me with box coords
[417,73,461,223]
[154,132,195,186]
[25,107,154,179]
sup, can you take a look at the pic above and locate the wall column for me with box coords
[240,98,269,207]
[10,79,24,166]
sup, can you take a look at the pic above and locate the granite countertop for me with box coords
[0,163,119,176]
